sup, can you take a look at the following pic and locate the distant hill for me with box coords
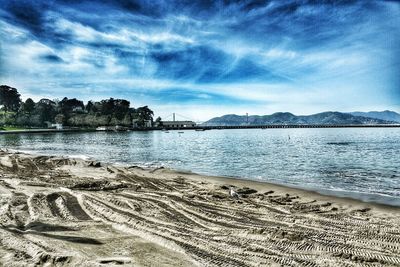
[203,112,397,126]
[349,111,400,123]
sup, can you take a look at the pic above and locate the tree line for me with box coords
[0,85,155,128]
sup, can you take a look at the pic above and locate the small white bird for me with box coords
[229,187,239,199]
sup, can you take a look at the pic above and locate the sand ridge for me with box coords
[0,150,399,266]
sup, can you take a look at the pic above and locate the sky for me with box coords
[0,0,399,121]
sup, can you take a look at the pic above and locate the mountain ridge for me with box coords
[203,111,400,126]
[349,111,400,123]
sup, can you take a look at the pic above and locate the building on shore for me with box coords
[162,120,196,129]
[132,119,152,128]
[45,121,63,130]
[52,123,63,130]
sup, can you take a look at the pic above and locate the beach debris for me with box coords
[173,176,186,185]
[237,187,257,195]
[69,180,128,191]
[88,161,101,168]
[184,193,196,199]
[149,166,165,173]
[134,184,142,191]
[264,190,274,195]
[98,257,132,265]
[210,191,227,199]
[127,165,144,170]
[356,207,371,213]
[220,184,234,190]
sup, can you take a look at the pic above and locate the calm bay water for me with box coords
[1,128,400,206]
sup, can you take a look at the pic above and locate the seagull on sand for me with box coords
[229,187,239,199]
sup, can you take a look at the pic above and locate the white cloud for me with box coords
[52,17,194,47]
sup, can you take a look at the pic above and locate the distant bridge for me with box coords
[162,113,202,123]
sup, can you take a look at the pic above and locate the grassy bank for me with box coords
[0,126,29,131]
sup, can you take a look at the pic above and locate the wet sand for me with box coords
[0,150,399,266]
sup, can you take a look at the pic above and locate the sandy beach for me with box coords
[0,150,399,266]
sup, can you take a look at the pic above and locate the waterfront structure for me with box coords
[132,119,152,128]
[162,120,196,129]
[45,121,63,130]
[51,123,63,130]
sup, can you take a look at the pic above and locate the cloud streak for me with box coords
[0,0,399,120]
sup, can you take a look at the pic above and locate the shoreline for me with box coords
[3,148,400,209]
[168,169,400,212]
[200,174,400,209]
[0,128,97,135]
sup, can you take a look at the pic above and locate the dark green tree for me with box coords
[58,97,84,114]
[85,100,97,113]
[0,85,22,112]
[155,116,163,126]
[114,99,130,120]
[136,106,154,127]
[100,98,115,115]
[22,98,35,114]
[35,99,56,125]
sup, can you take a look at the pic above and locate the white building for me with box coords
[51,123,63,130]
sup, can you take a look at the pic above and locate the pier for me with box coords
[160,124,400,131]
[157,113,400,131]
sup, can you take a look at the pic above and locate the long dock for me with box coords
[162,124,400,130]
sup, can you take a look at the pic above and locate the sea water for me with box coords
[1,128,399,206]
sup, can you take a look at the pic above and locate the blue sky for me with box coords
[0,0,399,121]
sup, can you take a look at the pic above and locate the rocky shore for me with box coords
[0,150,399,266]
